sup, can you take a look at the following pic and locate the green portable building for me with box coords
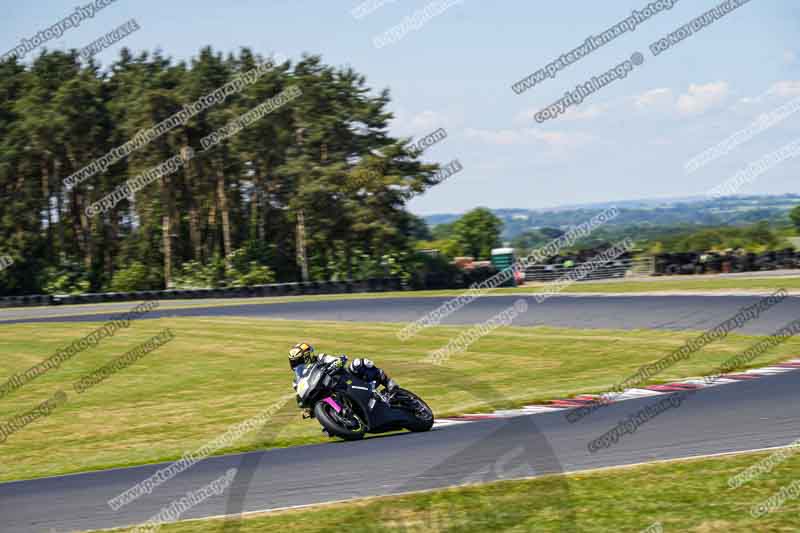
[491,247,518,287]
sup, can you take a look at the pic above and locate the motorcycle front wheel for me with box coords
[395,388,434,432]
[314,398,366,441]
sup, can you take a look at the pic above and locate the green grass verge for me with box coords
[542,276,800,293]
[93,450,800,532]
[1,318,799,483]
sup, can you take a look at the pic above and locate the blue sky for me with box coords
[2,0,799,215]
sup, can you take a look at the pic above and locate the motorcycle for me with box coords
[294,359,434,440]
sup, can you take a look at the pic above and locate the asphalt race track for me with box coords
[1,370,799,532]
[2,293,799,531]
[2,294,799,335]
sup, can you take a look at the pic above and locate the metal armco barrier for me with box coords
[525,258,655,282]
[0,278,404,309]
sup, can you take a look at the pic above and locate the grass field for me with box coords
[1,317,799,483]
[93,450,800,532]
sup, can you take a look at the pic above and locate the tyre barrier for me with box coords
[653,250,800,276]
[0,278,405,309]
[523,250,800,281]
[0,294,54,308]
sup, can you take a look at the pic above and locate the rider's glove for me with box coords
[319,353,345,369]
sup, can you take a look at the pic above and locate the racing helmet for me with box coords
[288,342,315,369]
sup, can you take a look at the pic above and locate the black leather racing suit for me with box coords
[292,354,395,390]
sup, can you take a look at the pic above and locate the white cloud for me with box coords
[738,96,760,105]
[408,110,446,131]
[464,127,592,151]
[676,82,729,115]
[391,108,455,137]
[561,104,608,121]
[528,130,588,148]
[767,80,800,98]
[634,88,674,111]
[736,81,800,107]
[464,128,522,146]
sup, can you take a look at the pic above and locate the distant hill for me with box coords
[423,194,800,240]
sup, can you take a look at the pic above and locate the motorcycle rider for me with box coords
[288,342,398,391]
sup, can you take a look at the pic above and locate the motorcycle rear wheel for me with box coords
[314,399,366,441]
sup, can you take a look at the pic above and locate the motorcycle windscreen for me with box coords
[296,365,324,401]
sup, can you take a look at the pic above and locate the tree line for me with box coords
[0,47,442,295]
